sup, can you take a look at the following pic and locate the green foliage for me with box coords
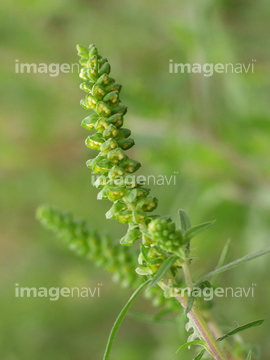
[76,44,191,284]
[36,44,269,360]
[103,280,150,360]
[196,247,270,287]
[36,205,140,288]
[175,340,209,354]
[217,320,264,343]
[147,255,179,291]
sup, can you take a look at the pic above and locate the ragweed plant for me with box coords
[37,44,270,360]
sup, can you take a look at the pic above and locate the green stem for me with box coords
[177,260,228,360]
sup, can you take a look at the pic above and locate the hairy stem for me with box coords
[176,261,228,360]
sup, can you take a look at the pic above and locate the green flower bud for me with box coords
[79,68,88,81]
[120,159,141,173]
[103,91,119,106]
[117,138,135,150]
[120,225,142,245]
[98,62,111,76]
[94,175,108,188]
[87,67,98,81]
[116,210,133,224]
[148,217,184,254]
[85,133,104,150]
[108,165,125,179]
[132,211,147,224]
[107,187,127,201]
[86,153,106,169]
[125,188,138,203]
[107,114,123,128]
[76,44,89,59]
[79,58,88,67]
[117,128,131,139]
[106,201,127,219]
[89,44,98,57]
[80,80,95,93]
[100,138,118,152]
[81,114,99,130]
[111,105,128,115]
[96,101,112,117]
[95,118,109,132]
[93,159,112,173]
[92,84,106,99]
[97,186,109,200]
[139,197,158,212]
[103,124,118,139]
[107,148,126,164]
[87,55,98,69]
[96,73,115,87]
[105,83,122,93]
[86,94,98,109]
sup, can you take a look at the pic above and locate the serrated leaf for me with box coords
[176,340,208,354]
[103,280,150,360]
[179,209,191,232]
[197,247,270,286]
[147,255,178,292]
[184,221,215,241]
[217,319,264,342]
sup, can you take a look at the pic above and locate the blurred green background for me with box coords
[0,0,269,359]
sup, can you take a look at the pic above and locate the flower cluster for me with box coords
[77,44,160,245]
[36,205,179,308]
[37,205,140,288]
[148,217,184,255]
[77,44,189,280]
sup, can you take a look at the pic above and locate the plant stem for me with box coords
[125,194,227,359]
[177,260,228,360]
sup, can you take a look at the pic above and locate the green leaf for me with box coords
[246,351,252,360]
[147,255,178,292]
[217,319,264,342]
[212,238,232,286]
[194,350,205,360]
[103,280,150,360]
[179,209,191,232]
[185,293,195,314]
[184,221,215,241]
[197,247,270,286]
[176,340,208,354]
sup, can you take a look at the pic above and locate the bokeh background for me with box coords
[0,0,269,359]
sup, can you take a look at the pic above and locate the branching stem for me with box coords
[176,260,228,360]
